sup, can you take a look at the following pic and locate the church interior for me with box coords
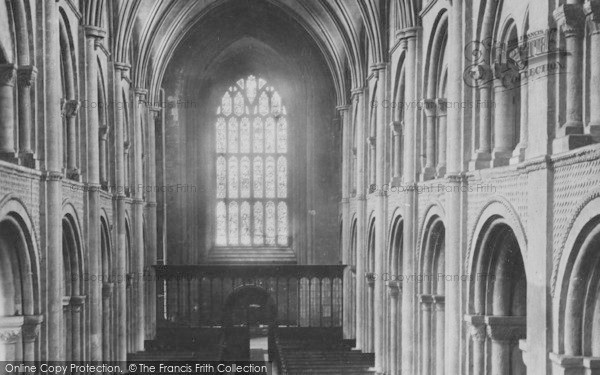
[0,0,600,374]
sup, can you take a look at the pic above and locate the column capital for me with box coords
[114,62,131,83]
[485,315,526,342]
[421,98,437,117]
[554,4,586,36]
[370,62,388,74]
[84,25,107,40]
[432,294,445,305]
[70,295,87,306]
[387,280,402,297]
[419,293,434,306]
[0,316,24,344]
[436,98,448,116]
[389,120,403,134]
[61,99,80,118]
[22,315,43,342]
[99,124,111,138]
[585,0,600,34]
[365,272,376,286]
[0,63,17,86]
[134,87,148,100]
[464,314,487,342]
[351,87,365,98]
[17,65,37,87]
[366,136,376,147]
[44,170,64,181]
[402,26,421,39]
[336,104,351,112]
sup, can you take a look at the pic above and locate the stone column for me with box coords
[485,316,526,375]
[491,65,515,167]
[401,27,419,375]
[553,4,592,151]
[420,295,434,375]
[353,87,367,351]
[84,24,105,363]
[586,0,600,141]
[433,295,445,375]
[22,315,43,361]
[387,281,401,375]
[0,63,16,158]
[422,99,437,180]
[445,1,464,374]
[145,107,160,340]
[45,0,64,360]
[99,125,109,187]
[436,99,447,177]
[70,296,86,361]
[0,316,24,361]
[338,104,352,339]
[62,99,80,178]
[17,66,37,165]
[373,63,387,373]
[113,62,130,363]
[365,272,376,353]
[465,315,486,375]
[102,282,114,360]
[132,88,147,352]
[390,121,402,185]
[367,136,376,188]
[511,63,529,164]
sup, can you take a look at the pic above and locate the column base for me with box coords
[421,166,436,181]
[549,353,600,375]
[553,134,592,154]
[491,150,512,167]
[469,151,491,170]
[510,145,526,165]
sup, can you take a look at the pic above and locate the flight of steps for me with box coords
[276,328,375,375]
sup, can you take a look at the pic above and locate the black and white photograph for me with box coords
[0,0,599,374]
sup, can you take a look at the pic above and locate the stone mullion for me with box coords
[62,99,80,177]
[387,281,401,375]
[422,98,437,180]
[338,103,351,339]
[436,98,447,177]
[433,295,445,375]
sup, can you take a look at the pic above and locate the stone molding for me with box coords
[0,64,17,86]
[387,280,401,297]
[0,316,24,344]
[22,315,43,342]
[61,99,80,118]
[554,4,586,36]
[485,315,526,342]
[17,65,37,88]
[421,98,437,117]
[365,272,376,286]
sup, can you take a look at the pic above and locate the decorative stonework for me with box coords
[485,315,526,342]
[554,4,586,36]
[0,64,17,86]
[387,280,401,297]
[17,65,37,88]
[365,272,376,286]
[464,315,486,343]
[22,315,43,342]
[0,316,24,344]
[61,99,80,118]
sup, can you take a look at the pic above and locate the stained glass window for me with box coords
[215,75,289,247]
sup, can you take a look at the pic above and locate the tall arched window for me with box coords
[215,75,289,247]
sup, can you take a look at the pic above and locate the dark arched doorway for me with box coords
[220,285,276,361]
